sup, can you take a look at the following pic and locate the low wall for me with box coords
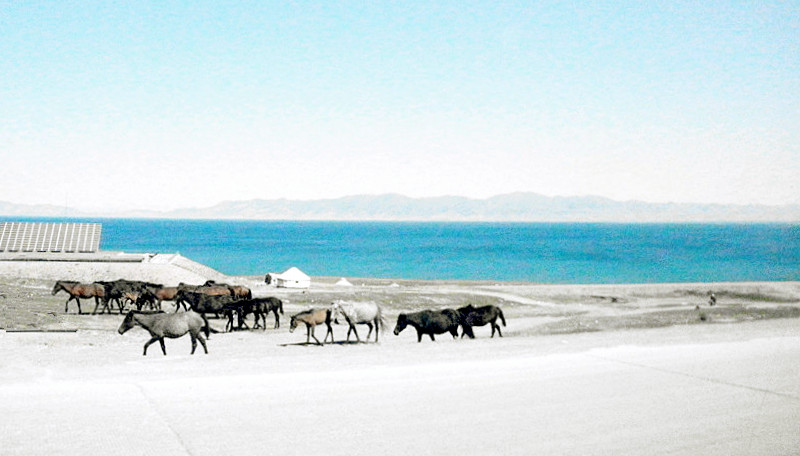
[0,253,229,285]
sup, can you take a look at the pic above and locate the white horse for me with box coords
[330,301,385,343]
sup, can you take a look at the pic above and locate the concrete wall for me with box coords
[0,254,228,285]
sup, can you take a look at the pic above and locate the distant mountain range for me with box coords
[2,193,799,222]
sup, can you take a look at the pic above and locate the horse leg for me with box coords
[274,310,280,329]
[158,338,167,355]
[91,298,102,315]
[494,322,503,337]
[429,333,436,341]
[190,333,198,354]
[416,330,423,342]
[365,323,374,342]
[463,325,475,339]
[197,333,208,354]
[76,298,82,315]
[352,325,361,343]
[310,325,322,345]
[143,337,160,356]
[100,298,110,315]
[324,323,334,344]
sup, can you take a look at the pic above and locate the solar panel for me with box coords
[0,222,102,253]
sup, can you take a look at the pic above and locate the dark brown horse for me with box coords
[52,280,104,315]
[249,297,284,329]
[118,310,208,356]
[289,308,334,345]
[393,309,461,342]
[174,283,234,311]
[457,304,506,338]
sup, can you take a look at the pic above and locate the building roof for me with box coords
[0,222,102,253]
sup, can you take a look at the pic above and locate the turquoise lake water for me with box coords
[4,218,798,283]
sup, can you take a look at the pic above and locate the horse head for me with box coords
[393,314,408,335]
[330,301,343,324]
[289,316,298,332]
[118,311,138,335]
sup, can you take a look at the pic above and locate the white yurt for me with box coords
[275,267,311,289]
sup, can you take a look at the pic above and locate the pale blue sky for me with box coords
[1,1,798,211]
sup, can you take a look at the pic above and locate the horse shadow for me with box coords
[278,340,362,347]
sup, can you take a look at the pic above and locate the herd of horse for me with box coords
[52,279,507,355]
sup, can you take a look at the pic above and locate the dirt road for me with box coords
[2,318,798,455]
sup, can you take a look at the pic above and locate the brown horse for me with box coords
[289,308,334,345]
[118,310,209,356]
[52,280,104,315]
[150,286,180,310]
[228,284,252,300]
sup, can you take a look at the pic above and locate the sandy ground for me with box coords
[1,274,799,455]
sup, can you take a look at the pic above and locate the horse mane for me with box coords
[295,308,317,317]
[128,309,166,315]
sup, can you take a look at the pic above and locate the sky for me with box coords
[1,1,798,211]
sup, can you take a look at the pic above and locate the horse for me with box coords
[228,284,252,300]
[52,280,104,315]
[174,283,234,311]
[457,304,507,338]
[150,286,180,310]
[330,300,385,343]
[393,309,461,342]
[121,289,159,312]
[289,308,334,345]
[221,297,284,331]
[118,310,209,356]
[247,297,284,329]
[222,301,249,332]
[96,279,156,315]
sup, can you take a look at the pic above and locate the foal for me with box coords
[289,308,334,345]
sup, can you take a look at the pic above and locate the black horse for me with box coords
[247,297,284,329]
[457,304,506,338]
[95,279,163,314]
[393,309,461,342]
[222,297,284,331]
[175,290,236,315]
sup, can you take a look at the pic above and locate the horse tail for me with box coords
[201,313,210,339]
[498,307,507,326]
[278,298,284,314]
[377,307,388,332]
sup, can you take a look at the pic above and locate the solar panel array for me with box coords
[0,222,102,253]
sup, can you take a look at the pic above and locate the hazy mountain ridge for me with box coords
[1,193,798,222]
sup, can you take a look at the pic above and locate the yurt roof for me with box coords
[280,267,310,281]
